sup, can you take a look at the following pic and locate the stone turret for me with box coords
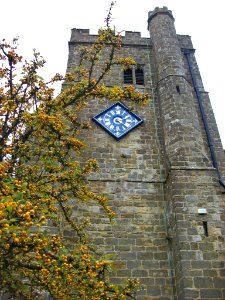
[148,7,210,168]
[148,7,225,300]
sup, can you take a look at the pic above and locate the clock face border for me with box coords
[92,101,144,140]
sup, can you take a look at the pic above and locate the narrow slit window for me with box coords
[176,85,180,94]
[124,68,133,84]
[203,221,209,237]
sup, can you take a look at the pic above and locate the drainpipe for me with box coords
[184,50,225,189]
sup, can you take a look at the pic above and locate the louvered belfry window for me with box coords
[123,65,144,85]
[135,67,144,85]
[124,68,133,84]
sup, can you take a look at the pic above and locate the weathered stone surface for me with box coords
[65,6,225,300]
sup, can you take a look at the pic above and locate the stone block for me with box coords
[194,277,213,288]
[200,289,222,298]
[147,287,162,296]
[154,252,168,260]
[214,277,225,288]
[184,288,200,298]
[132,269,149,277]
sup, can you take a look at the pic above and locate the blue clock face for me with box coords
[92,102,143,140]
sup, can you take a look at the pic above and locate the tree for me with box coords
[0,3,149,299]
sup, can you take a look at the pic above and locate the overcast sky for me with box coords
[1,0,224,147]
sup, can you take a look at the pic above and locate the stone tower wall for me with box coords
[67,29,174,299]
[65,7,225,299]
[148,7,225,300]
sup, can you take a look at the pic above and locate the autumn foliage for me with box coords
[0,3,148,299]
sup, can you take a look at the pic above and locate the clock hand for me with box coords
[114,117,123,124]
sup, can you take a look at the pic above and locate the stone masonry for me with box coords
[65,7,225,300]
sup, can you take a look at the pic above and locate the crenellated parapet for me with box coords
[147,6,174,29]
[69,28,150,47]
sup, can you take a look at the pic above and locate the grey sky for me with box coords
[1,0,224,147]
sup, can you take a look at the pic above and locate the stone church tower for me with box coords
[66,7,225,300]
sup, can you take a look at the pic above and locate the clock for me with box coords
[92,101,143,140]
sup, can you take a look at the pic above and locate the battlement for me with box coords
[147,6,174,29]
[124,31,141,38]
[70,28,150,47]
[72,28,90,34]
[70,28,98,43]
